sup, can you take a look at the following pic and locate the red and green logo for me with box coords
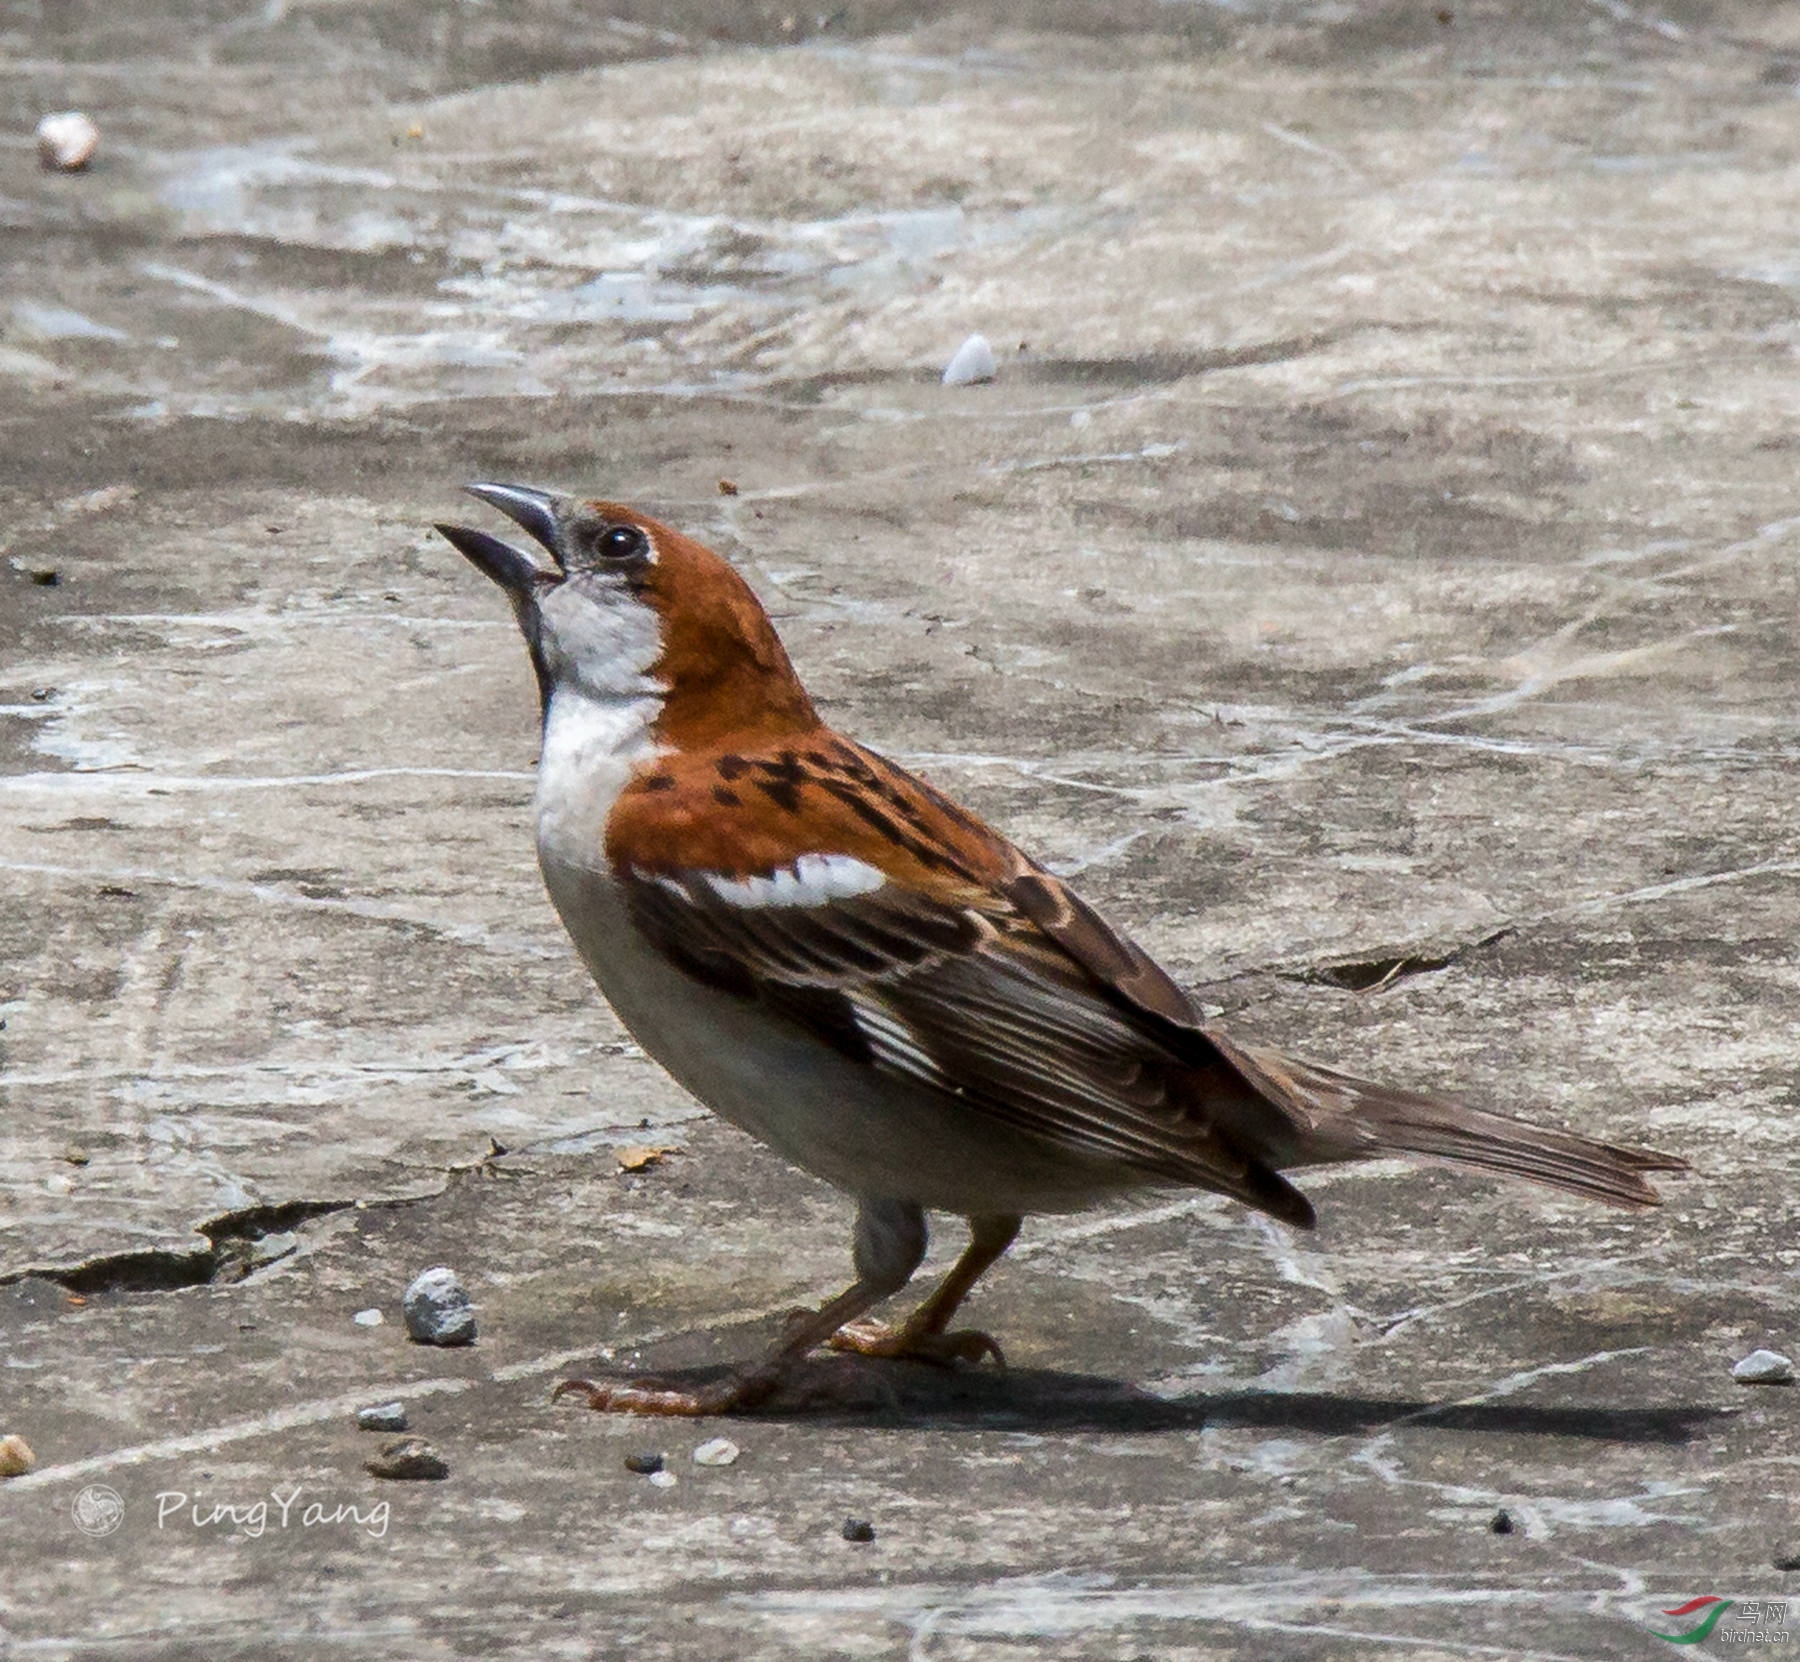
[1649,1597,1733,1644]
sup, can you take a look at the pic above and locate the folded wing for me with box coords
[609,734,1684,1223]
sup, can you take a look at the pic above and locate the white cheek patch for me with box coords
[703,854,887,910]
[537,577,663,700]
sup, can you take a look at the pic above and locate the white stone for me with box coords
[352,1308,384,1327]
[692,1436,740,1466]
[1732,1348,1794,1384]
[36,112,98,171]
[941,333,997,385]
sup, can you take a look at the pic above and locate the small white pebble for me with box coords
[357,1402,408,1432]
[352,1308,384,1327]
[0,1435,36,1478]
[941,333,997,386]
[1733,1349,1795,1385]
[647,1469,678,1489]
[36,112,99,172]
[692,1437,740,1467]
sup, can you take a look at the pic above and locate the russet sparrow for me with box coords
[436,483,1686,1416]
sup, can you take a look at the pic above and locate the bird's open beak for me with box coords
[434,482,568,598]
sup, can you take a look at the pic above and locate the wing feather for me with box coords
[617,849,1313,1223]
[606,733,1680,1222]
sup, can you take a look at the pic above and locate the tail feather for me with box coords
[1206,1033,1687,1210]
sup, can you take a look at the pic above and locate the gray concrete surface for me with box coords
[3,2,1799,1655]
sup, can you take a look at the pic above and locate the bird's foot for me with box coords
[825,1317,1006,1369]
[550,1368,781,1417]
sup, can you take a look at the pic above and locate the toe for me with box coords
[549,1370,781,1417]
[824,1318,898,1357]
[824,1323,1006,1369]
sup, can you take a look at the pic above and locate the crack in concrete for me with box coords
[0,1197,353,1293]
[1281,928,1516,992]
[1224,856,1800,995]
[0,1142,528,1293]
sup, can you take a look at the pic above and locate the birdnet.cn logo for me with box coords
[1648,1597,1791,1646]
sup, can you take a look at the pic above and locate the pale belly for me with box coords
[536,852,1128,1217]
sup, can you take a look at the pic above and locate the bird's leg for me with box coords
[828,1213,1021,1367]
[554,1199,927,1416]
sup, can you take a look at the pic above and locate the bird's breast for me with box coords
[533,686,662,883]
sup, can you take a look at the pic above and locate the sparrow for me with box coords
[435,482,1687,1417]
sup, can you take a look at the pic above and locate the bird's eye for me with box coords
[597,524,648,561]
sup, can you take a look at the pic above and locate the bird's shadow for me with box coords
[571,1355,1724,1444]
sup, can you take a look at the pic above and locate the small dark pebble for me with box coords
[30,688,54,701]
[624,1451,665,1475]
[29,569,60,586]
[1776,1549,1800,1572]
[842,1517,876,1543]
[356,1402,408,1433]
[365,1436,448,1481]
[1490,1509,1514,1535]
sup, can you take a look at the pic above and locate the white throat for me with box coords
[531,582,667,878]
[535,684,664,879]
